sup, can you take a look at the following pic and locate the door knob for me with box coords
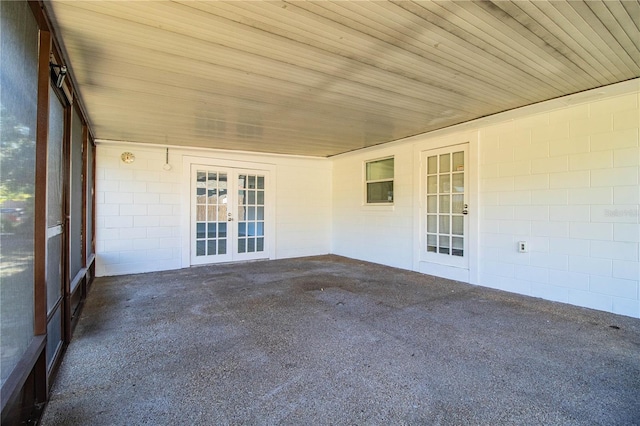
[462,204,468,215]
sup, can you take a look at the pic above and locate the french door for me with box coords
[191,166,269,265]
[421,144,469,269]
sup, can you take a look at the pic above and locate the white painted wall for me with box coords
[478,89,639,318]
[332,144,415,271]
[95,80,638,318]
[332,80,639,318]
[95,145,331,276]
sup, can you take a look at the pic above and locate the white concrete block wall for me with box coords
[478,91,639,318]
[332,82,639,318]
[95,81,638,319]
[96,144,331,276]
[96,145,184,276]
[332,144,415,270]
[273,161,332,259]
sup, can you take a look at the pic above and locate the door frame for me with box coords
[412,131,479,284]
[181,156,276,268]
[420,144,470,269]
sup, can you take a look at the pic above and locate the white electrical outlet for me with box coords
[518,241,528,253]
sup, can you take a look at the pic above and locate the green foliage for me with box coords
[0,106,36,203]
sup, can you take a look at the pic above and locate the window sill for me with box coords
[362,204,395,211]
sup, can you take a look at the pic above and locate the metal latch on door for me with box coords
[227,212,233,221]
[462,204,468,215]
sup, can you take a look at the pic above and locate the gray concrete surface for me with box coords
[40,255,640,425]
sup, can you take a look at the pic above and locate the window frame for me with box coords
[364,156,395,205]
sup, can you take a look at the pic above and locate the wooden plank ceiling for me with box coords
[45,1,640,157]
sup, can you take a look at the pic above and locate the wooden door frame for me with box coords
[1,2,97,423]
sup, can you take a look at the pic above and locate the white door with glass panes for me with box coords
[191,166,269,265]
[421,144,469,269]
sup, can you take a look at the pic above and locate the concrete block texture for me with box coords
[471,89,639,318]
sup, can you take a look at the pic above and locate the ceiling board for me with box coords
[44,0,640,157]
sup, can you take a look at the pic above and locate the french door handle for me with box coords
[462,204,468,215]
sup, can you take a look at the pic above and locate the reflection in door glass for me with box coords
[195,171,227,256]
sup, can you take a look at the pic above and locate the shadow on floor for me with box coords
[40,255,640,425]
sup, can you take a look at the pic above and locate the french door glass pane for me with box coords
[452,216,464,235]
[427,195,437,213]
[196,241,205,256]
[452,237,464,256]
[427,234,437,252]
[427,215,436,233]
[439,195,450,213]
[207,240,216,256]
[439,175,450,193]
[439,216,450,234]
[439,236,450,254]
[452,195,464,214]
[453,152,464,171]
[439,154,450,173]
[196,172,206,202]
[427,156,437,174]
[427,176,437,194]
[452,173,464,192]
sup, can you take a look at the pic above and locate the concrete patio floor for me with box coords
[40,255,640,425]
